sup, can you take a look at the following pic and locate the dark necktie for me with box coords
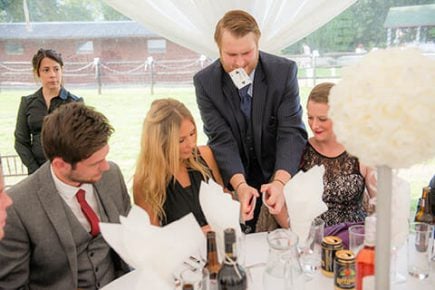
[76,189,100,237]
[239,84,251,120]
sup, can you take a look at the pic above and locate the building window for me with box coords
[147,39,166,54]
[5,42,24,55]
[76,41,94,54]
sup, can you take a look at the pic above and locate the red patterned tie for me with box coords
[76,189,100,237]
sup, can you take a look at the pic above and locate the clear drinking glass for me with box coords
[390,243,406,284]
[299,219,324,278]
[180,267,204,290]
[349,224,365,255]
[407,222,433,280]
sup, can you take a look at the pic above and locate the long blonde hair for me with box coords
[133,98,211,222]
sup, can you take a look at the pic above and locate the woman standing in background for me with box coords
[14,48,82,174]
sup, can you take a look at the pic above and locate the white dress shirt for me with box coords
[50,165,101,233]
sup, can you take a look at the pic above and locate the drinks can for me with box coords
[334,250,356,290]
[321,236,343,277]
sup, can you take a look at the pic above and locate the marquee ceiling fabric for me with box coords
[104,0,356,58]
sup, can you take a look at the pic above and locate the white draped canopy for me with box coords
[103,0,356,58]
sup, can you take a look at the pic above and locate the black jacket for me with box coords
[14,87,82,174]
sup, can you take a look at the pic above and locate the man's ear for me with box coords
[51,157,71,172]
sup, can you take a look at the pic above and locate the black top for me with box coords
[14,87,82,174]
[162,157,210,227]
[299,143,366,227]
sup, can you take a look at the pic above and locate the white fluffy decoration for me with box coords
[329,48,435,168]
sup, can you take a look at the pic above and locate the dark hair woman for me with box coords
[14,48,83,174]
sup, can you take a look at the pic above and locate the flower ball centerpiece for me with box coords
[329,48,435,168]
[328,48,435,289]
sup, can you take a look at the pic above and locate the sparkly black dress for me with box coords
[299,143,367,227]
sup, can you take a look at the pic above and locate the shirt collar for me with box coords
[249,69,255,81]
[35,87,67,100]
[59,87,68,100]
[50,164,92,200]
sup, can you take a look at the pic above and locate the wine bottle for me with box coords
[414,187,434,224]
[217,228,247,290]
[204,231,221,290]
[356,215,376,290]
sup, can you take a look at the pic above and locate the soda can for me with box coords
[321,236,343,277]
[334,250,356,290]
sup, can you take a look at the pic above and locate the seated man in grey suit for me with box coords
[0,160,13,240]
[0,103,131,289]
[194,10,307,233]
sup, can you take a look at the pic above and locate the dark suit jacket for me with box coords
[0,162,131,290]
[194,51,307,186]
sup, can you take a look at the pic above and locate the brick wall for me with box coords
[0,37,212,86]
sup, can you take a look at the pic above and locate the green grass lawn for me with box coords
[1,85,433,214]
[298,67,341,78]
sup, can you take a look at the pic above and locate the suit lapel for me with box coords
[222,72,246,133]
[35,164,78,285]
[252,59,266,158]
[93,181,120,223]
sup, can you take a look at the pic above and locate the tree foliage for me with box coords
[1,0,433,53]
[283,0,435,54]
[0,0,128,22]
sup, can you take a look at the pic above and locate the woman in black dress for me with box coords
[14,48,82,174]
[299,83,377,227]
[133,98,224,232]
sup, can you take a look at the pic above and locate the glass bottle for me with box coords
[356,215,376,290]
[414,197,423,219]
[217,228,247,290]
[414,187,433,224]
[430,186,435,217]
[204,231,221,290]
[263,229,304,290]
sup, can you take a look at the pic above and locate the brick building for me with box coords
[0,21,211,86]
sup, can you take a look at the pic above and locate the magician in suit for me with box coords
[194,10,307,233]
[0,103,131,290]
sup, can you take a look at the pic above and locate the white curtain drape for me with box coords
[103,0,356,58]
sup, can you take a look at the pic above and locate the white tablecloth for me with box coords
[103,231,435,290]
[245,232,435,290]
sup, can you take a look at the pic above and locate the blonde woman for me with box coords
[133,98,224,231]
[300,82,376,227]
